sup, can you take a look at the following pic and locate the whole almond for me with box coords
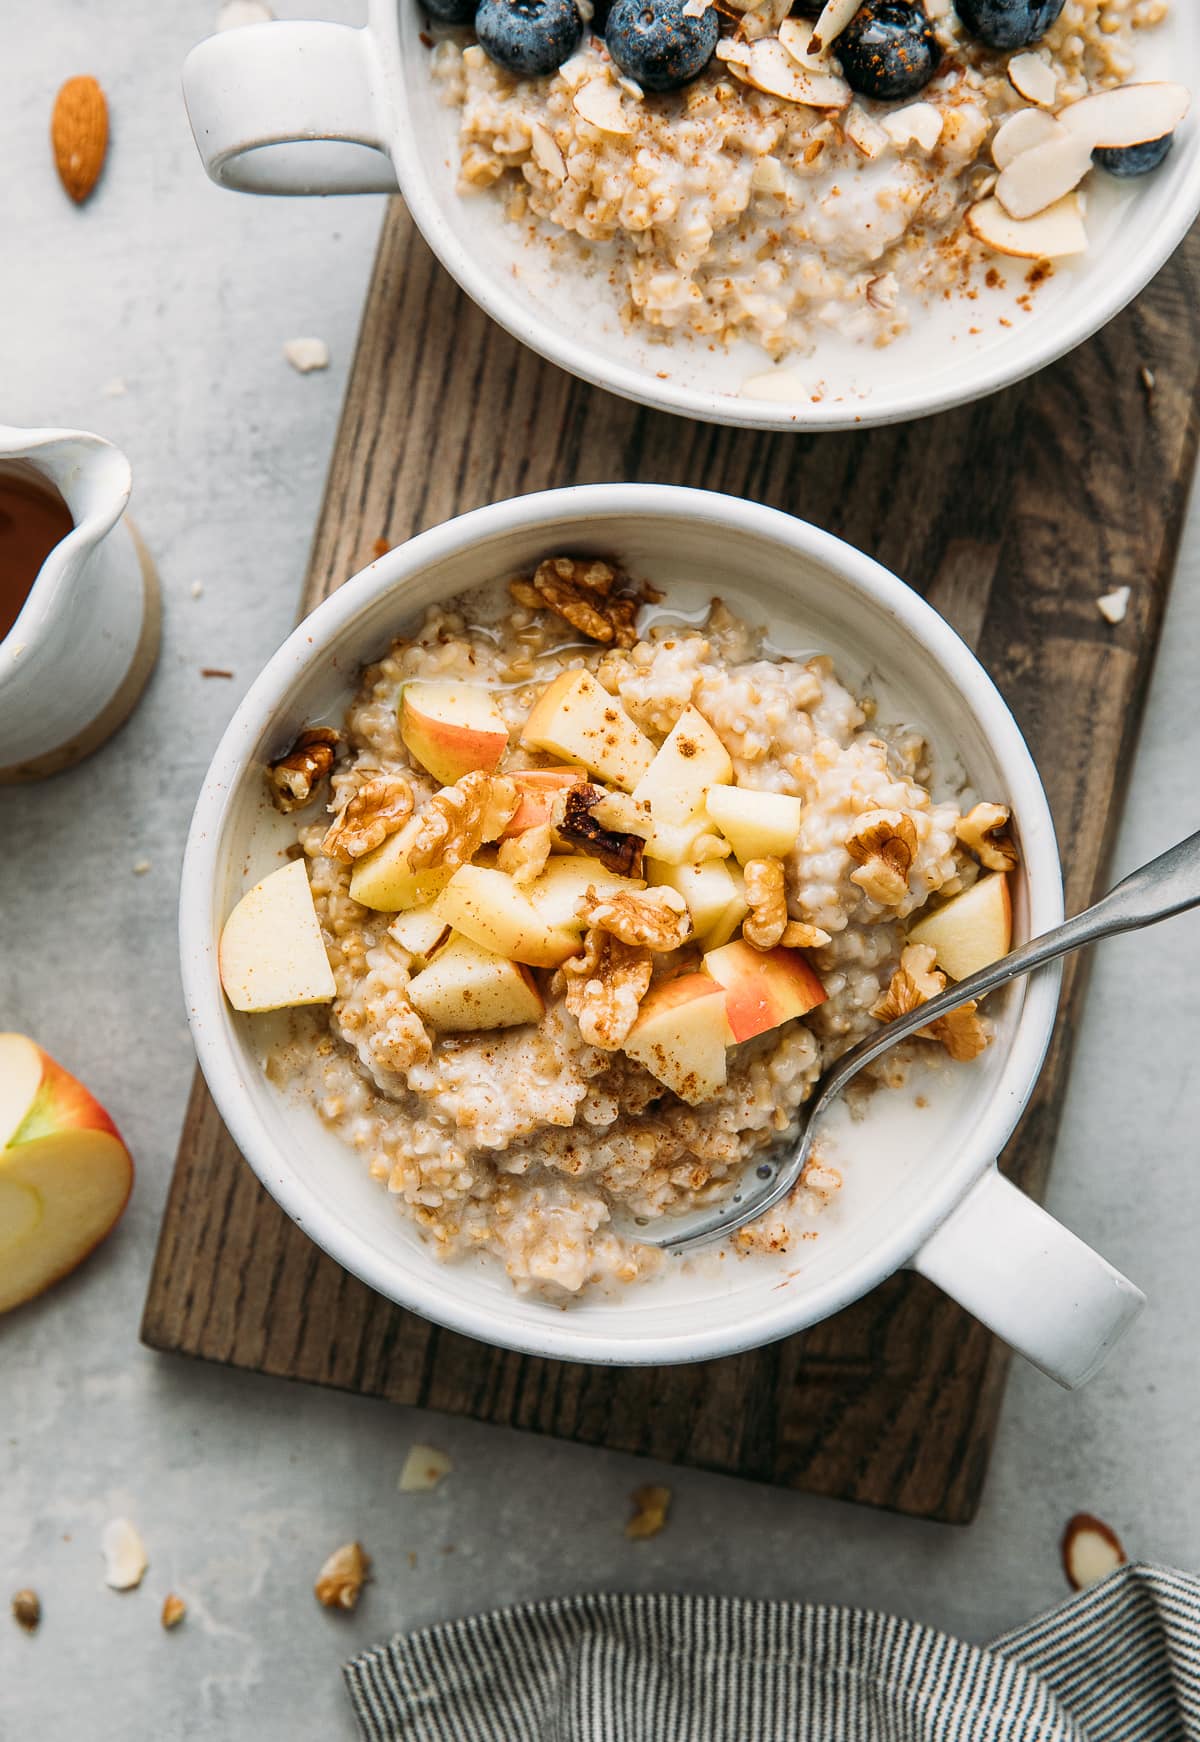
[51,75,108,204]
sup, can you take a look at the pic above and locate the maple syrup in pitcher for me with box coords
[0,467,75,642]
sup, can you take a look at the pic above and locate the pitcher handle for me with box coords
[912,1166,1145,1388]
[182,22,398,195]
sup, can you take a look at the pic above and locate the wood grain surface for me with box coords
[142,201,1200,1523]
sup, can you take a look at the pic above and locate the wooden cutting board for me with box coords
[142,201,1200,1524]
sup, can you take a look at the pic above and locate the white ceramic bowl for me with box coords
[180,484,1144,1384]
[183,6,1200,431]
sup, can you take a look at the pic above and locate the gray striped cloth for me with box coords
[344,1566,1200,1740]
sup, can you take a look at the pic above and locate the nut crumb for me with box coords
[955,802,1018,872]
[845,810,917,906]
[132,858,151,876]
[190,581,204,599]
[626,1484,671,1540]
[1096,587,1130,625]
[1062,1512,1126,1590]
[200,667,234,680]
[102,1518,148,1591]
[398,1444,453,1492]
[283,336,330,373]
[101,376,127,398]
[11,1589,40,1632]
[314,1541,370,1612]
[161,1593,186,1630]
[322,773,414,861]
[1139,365,1156,397]
[268,726,340,813]
[372,537,390,560]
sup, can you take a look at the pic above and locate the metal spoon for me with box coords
[637,826,1200,1254]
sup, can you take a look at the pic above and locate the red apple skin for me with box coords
[399,686,509,785]
[703,942,826,1043]
[0,1035,134,1314]
[501,767,586,838]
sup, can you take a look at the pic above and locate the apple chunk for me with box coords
[219,859,336,1013]
[388,903,451,966]
[407,935,544,1033]
[521,669,655,791]
[704,785,804,863]
[631,705,732,827]
[400,681,508,785]
[906,873,1012,981]
[500,767,586,838]
[645,856,744,943]
[702,939,826,1042]
[0,1035,134,1315]
[621,974,735,1105]
[525,855,646,931]
[434,864,579,967]
[348,822,453,913]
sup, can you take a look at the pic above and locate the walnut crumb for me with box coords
[845,810,917,905]
[161,1593,186,1630]
[780,920,831,949]
[579,885,690,951]
[510,556,657,649]
[955,802,1017,872]
[872,943,943,1021]
[559,929,653,1049]
[406,772,517,872]
[625,1484,671,1540]
[314,1541,370,1612]
[268,726,340,813]
[11,1589,40,1632]
[743,857,788,950]
[321,774,415,862]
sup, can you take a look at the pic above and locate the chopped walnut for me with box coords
[579,885,690,952]
[956,802,1018,872]
[924,1000,990,1062]
[406,772,516,872]
[321,774,415,862]
[560,928,653,1049]
[871,943,945,1021]
[498,821,553,886]
[626,1484,671,1540]
[846,809,918,906]
[11,1589,40,1632]
[314,1541,370,1612]
[161,1593,187,1631]
[743,857,788,950]
[557,785,645,878]
[780,921,831,949]
[509,556,655,649]
[267,726,340,813]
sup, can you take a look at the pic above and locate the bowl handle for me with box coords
[911,1165,1144,1389]
[182,22,398,195]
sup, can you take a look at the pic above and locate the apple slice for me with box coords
[0,1035,134,1315]
[521,669,655,791]
[525,855,646,930]
[434,864,579,967]
[621,974,735,1105]
[590,789,724,867]
[645,856,742,942]
[704,875,751,950]
[704,785,803,863]
[906,872,1012,981]
[631,705,732,828]
[500,767,587,838]
[348,819,454,913]
[219,859,336,1013]
[702,939,826,1043]
[388,903,451,965]
[399,682,509,786]
[407,935,544,1033]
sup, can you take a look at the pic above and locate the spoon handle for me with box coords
[822,825,1200,1100]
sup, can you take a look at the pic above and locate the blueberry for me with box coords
[605,0,718,92]
[837,1,940,101]
[422,0,479,21]
[476,0,583,75]
[953,0,1064,50]
[1094,133,1174,177]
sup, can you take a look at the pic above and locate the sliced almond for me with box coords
[398,1444,453,1492]
[1061,1512,1126,1590]
[529,121,567,183]
[716,36,850,109]
[966,192,1087,259]
[992,107,1064,169]
[573,79,632,136]
[1007,52,1057,108]
[844,104,889,160]
[881,102,943,151]
[995,130,1093,220]
[102,1518,149,1591]
[803,0,861,55]
[1058,81,1190,150]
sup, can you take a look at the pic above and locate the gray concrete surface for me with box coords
[2,3,1199,1736]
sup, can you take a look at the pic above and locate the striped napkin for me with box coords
[345,1566,1200,1741]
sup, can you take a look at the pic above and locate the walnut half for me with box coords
[267,727,340,813]
[846,809,917,906]
[956,802,1018,873]
[510,556,658,649]
[321,774,414,862]
[560,928,653,1049]
[743,857,788,951]
[579,885,690,952]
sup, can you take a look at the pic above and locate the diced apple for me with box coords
[500,767,587,838]
[525,855,646,931]
[388,903,451,965]
[645,856,740,942]
[704,785,804,863]
[621,974,735,1105]
[705,871,750,950]
[906,872,1012,981]
[701,938,826,1043]
[631,705,733,827]
[591,791,726,866]
[219,859,336,1013]
[399,681,509,786]
[434,864,579,967]
[348,821,453,912]
[0,1034,134,1315]
[407,935,544,1033]
[521,669,655,791]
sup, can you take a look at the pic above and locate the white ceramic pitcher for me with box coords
[0,426,160,782]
